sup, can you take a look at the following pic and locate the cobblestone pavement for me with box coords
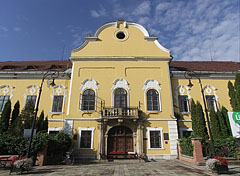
[0,159,239,176]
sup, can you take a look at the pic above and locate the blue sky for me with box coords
[0,0,239,62]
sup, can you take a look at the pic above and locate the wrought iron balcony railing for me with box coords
[101,107,139,119]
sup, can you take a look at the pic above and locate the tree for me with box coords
[0,100,11,133]
[11,101,20,126]
[20,100,35,129]
[228,73,240,111]
[190,100,209,140]
[36,111,48,133]
[221,106,232,136]
[210,108,221,141]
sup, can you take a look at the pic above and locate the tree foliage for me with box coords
[190,99,209,140]
[210,108,221,140]
[228,72,240,111]
[36,111,48,133]
[20,100,35,129]
[11,100,20,125]
[0,100,11,133]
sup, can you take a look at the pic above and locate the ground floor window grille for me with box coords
[147,127,163,149]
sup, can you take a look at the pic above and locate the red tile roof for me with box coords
[0,60,71,72]
[170,61,240,72]
[0,60,239,73]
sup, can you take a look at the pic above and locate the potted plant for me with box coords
[206,156,229,174]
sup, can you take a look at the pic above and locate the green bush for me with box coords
[202,137,238,158]
[0,132,72,159]
[179,137,193,156]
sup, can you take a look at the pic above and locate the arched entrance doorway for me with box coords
[107,126,133,158]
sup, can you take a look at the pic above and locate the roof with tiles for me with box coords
[0,60,72,72]
[170,61,240,72]
[0,60,239,73]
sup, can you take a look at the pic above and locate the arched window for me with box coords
[147,89,159,111]
[81,89,95,111]
[114,88,127,108]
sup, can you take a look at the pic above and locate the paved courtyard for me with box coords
[0,159,239,176]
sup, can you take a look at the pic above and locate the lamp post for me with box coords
[184,70,216,157]
[26,71,59,158]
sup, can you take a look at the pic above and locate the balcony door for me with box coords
[114,88,127,108]
[107,126,133,156]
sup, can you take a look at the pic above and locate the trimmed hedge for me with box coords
[179,137,193,156]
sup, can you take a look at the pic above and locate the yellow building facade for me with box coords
[0,19,239,160]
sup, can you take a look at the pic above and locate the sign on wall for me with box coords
[228,112,240,138]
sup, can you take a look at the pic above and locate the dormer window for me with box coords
[2,65,15,70]
[25,65,38,70]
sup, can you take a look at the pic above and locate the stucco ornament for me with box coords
[80,78,99,91]
[112,78,130,91]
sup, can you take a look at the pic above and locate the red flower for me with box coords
[213,156,229,166]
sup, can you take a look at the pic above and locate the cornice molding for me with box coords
[70,56,172,61]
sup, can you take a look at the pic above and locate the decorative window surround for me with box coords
[24,85,40,108]
[0,85,15,99]
[80,78,98,112]
[174,85,191,113]
[203,85,218,111]
[78,127,95,149]
[147,127,164,150]
[50,85,67,113]
[111,78,130,107]
[143,79,162,112]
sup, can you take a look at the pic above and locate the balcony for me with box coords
[101,107,139,119]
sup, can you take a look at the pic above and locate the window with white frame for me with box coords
[179,128,193,138]
[203,85,218,111]
[147,89,159,111]
[80,79,98,112]
[0,85,14,112]
[175,85,191,113]
[178,95,189,113]
[147,127,163,149]
[143,79,162,112]
[78,127,95,149]
[50,85,67,113]
[52,95,63,112]
[81,89,95,111]
[26,95,37,108]
[114,88,127,108]
[206,95,217,111]
[0,95,10,112]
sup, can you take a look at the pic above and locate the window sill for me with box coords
[49,112,64,114]
[147,148,165,150]
[179,112,190,115]
[78,148,93,150]
[79,110,96,113]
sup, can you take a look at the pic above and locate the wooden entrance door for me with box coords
[107,126,133,157]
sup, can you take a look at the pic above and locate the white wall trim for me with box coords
[48,127,63,133]
[67,62,74,115]
[168,121,178,155]
[0,85,15,99]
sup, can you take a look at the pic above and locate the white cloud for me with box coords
[0,25,8,32]
[133,1,151,16]
[90,7,107,18]
[89,0,239,62]
[13,27,21,32]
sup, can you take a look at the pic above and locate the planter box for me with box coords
[215,164,229,174]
